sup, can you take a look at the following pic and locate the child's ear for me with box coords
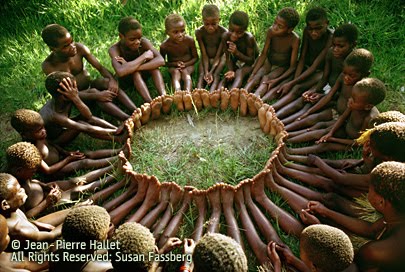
[1,200,10,211]
[119,33,124,40]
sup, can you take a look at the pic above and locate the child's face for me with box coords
[229,23,246,42]
[348,86,372,111]
[306,19,328,40]
[332,37,352,59]
[120,29,142,51]
[167,20,186,43]
[53,32,77,57]
[367,185,385,213]
[25,125,47,141]
[203,16,220,34]
[2,176,27,211]
[272,16,292,36]
[342,65,362,86]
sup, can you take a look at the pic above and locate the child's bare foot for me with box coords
[221,184,235,208]
[258,104,270,130]
[183,91,193,111]
[151,96,163,120]
[162,95,173,113]
[131,108,142,129]
[206,184,222,233]
[121,139,132,161]
[307,154,319,166]
[140,103,152,124]
[263,108,274,134]
[220,88,230,111]
[229,88,240,112]
[251,170,269,201]
[210,90,221,108]
[199,89,211,108]
[239,89,248,116]
[192,189,207,214]
[173,91,184,111]
[247,93,259,116]
[270,119,279,136]
[169,182,184,209]
[192,89,203,111]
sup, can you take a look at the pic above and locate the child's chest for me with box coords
[270,36,293,53]
[337,85,352,114]
[165,40,192,58]
[346,110,367,138]
[52,54,84,76]
[38,142,60,165]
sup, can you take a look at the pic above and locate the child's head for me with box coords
[62,205,110,242]
[369,111,405,126]
[332,23,358,59]
[6,142,41,181]
[305,7,328,40]
[193,233,248,272]
[202,4,220,34]
[369,161,405,214]
[111,222,156,272]
[228,11,249,42]
[0,214,10,252]
[42,24,76,57]
[0,173,27,213]
[349,78,386,111]
[342,48,374,86]
[273,7,299,34]
[165,14,186,43]
[300,224,354,272]
[369,122,405,163]
[45,71,75,98]
[11,109,46,141]
[118,16,142,51]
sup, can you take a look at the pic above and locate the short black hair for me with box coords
[118,16,141,35]
[370,122,405,162]
[229,11,249,30]
[344,48,374,75]
[354,78,386,106]
[306,7,327,23]
[334,23,358,44]
[42,24,69,48]
[202,4,220,19]
[278,7,300,28]
[45,71,75,97]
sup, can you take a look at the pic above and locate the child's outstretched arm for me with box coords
[248,28,272,80]
[317,106,351,144]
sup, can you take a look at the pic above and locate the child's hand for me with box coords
[307,201,327,217]
[114,56,127,64]
[46,186,62,205]
[300,209,321,225]
[57,77,79,100]
[142,50,154,61]
[224,71,235,80]
[204,73,213,84]
[267,242,282,272]
[97,90,117,102]
[227,41,237,54]
[67,151,85,162]
[177,61,186,70]
[274,243,295,265]
[183,238,196,255]
[108,79,119,95]
[277,82,293,96]
[160,237,182,254]
[316,132,332,144]
[264,79,277,91]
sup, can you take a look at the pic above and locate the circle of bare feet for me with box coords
[105,88,292,268]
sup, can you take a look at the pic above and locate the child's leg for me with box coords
[210,55,226,93]
[132,71,153,102]
[157,186,193,249]
[251,171,304,236]
[60,156,118,175]
[278,147,325,175]
[197,61,205,89]
[281,103,311,126]
[94,77,137,111]
[84,148,121,159]
[244,60,271,93]
[181,65,195,92]
[86,176,124,204]
[206,185,222,234]
[36,209,72,226]
[190,190,207,242]
[169,67,182,91]
[231,66,252,89]
[140,182,171,228]
[221,184,243,246]
[287,128,331,144]
[150,69,166,96]
[284,108,333,132]
[235,182,274,265]
[288,142,350,155]
[52,129,80,146]
[102,176,137,212]
[272,71,322,111]
[254,67,286,98]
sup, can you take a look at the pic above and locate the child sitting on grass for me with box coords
[218,10,259,89]
[283,23,358,127]
[245,7,300,98]
[271,7,333,117]
[160,14,199,92]
[42,24,136,121]
[109,222,182,272]
[290,77,386,154]
[268,224,355,272]
[11,109,123,177]
[40,71,132,145]
[305,161,405,272]
[109,16,166,102]
[195,4,227,92]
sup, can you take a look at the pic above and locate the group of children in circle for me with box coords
[0,3,404,272]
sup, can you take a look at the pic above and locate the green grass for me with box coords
[0,0,403,270]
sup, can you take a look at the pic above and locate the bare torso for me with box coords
[161,35,196,63]
[268,32,299,67]
[337,83,353,114]
[196,25,227,59]
[346,107,378,139]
